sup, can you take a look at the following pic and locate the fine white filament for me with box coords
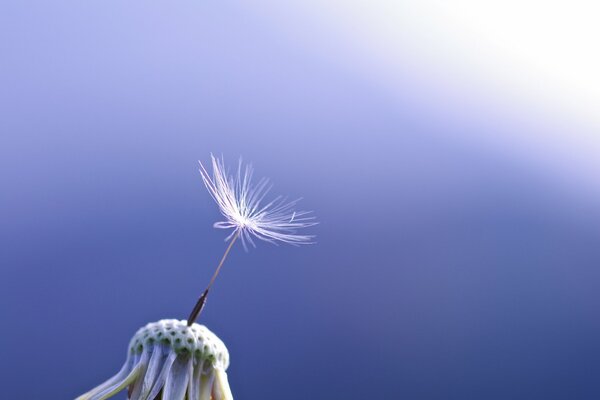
[199,155,316,249]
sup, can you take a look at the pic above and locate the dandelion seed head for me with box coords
[76,320,232,400]
[199,154,317,249]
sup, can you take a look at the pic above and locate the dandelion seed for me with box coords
[77,157,316,400]
[186,154,317,325]
[199,154,316,249]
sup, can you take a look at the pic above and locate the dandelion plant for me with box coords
[77,155,316,400]
[187,155,316,324]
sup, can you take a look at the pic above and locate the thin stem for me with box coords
[187,230,240,325]
[207,230,240,292]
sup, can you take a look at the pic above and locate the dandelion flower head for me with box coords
[77,319,232,400]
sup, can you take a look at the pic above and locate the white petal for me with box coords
[146,350,177,400]
[187,359,204,400]
[162,355,192,400]
[130,346,165,400]
[186,357,197,400]
[212,368,233,400]
[93,350,149,400]
[75,354,133,400]
[198,369,215,400]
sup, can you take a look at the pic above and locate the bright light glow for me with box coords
[250,0,600,196]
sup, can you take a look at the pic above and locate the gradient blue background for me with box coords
[1,2,600,399]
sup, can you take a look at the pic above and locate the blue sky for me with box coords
[1,2,599,399]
